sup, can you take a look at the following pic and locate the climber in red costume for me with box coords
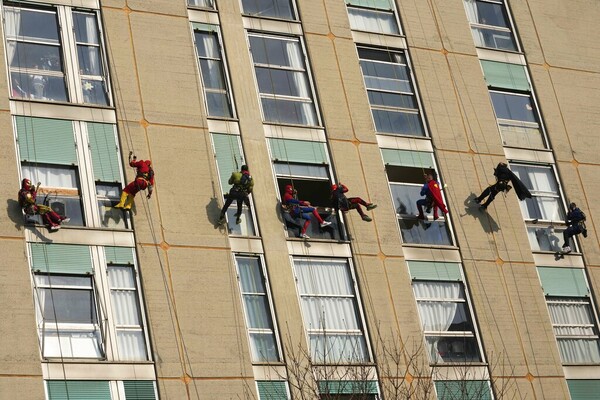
[18,178,69,231]
[416,173,448,220]
[331,183,377,222]
[115,152,154,210]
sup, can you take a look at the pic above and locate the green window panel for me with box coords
[104,246,134,265]
[212,133,244,192]
[481,60,529,91]
[30,243,93,275]
[87,122,121,183]
[257,381,288,400]
[268,138,328,164]
[46,380,111,400]
[381,149,433,168]
[435,380,492,400]
[16,116,76,165]
[346,0,392,10]
[568,380,600,400]
[537,267,589,297]
[318,380,379,395]
[408,261,462,281]
[124,380,156,400]
[192,22,218,32]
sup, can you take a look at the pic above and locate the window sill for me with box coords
[474,45,523,56]
[402,243,458,251]
[375,131,430,140]
[10,97,114,110]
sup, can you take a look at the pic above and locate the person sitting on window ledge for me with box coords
[331,183,376,222]
[562,202,587,254]
[115,152,154,210]
[218,164,254,225]
[474,162,531,210]
[18,178,69,231]
[283,184,331,239]
[416,173,448,220]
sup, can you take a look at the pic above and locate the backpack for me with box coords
[332,187,350,210]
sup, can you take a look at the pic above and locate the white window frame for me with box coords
[234,253,283,363]
[464,0,520,52]
[3,3,112,105]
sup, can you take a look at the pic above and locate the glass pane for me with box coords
[471,26,517,51]
[5,8,59,42]
[206,91,233,117]
[527,225,564,252]
[200,59,226,89]
[117,330,147,360]
[302,297,360,330]
[10,71,67,101]
[244,295,273,329]
[490,92,537,123]
[250,36,303,68]
[261,97,317,126]
[108,266,136,288]
[295,260,353,296]
[49,196,85,226]
[390,183,419,215]
[36,275,91,287]
[310,333,368,363]
[22,165,77,188]
[473,1,510,27]
[274,163,328,179]
[548,302,595,326]
[557,339,600,364]
[520,196,562,221]
[242,0,295,20]
[511,165,558,193]
[399,218,452,245]
[256,68,310,97]
[110,291,141,325]
[224,206,256,236]
[81,79,109,106]
[417,302,474,332]
[73,12,100,44]
[372,109,425,136]
[499,123,545,149]
[98,184,127,229]
[347,7,399,34]
[42,329,103,358]
[426,336,481,363]
[188,0,214,8]
[368,91,417,109]
[249,332,279,362]
[9,42,62,71]
[195,31,220,59]
[77,46,102,75]
[41,288,97,323]
[238,257,266,293]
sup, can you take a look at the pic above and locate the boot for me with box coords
[366,203,377,211]
[361,215,372,222]
[114,191,128,209]
[123,194,135,210]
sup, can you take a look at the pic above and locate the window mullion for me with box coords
[60,6,81,103]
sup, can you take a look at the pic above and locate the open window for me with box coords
[241,0,296,20]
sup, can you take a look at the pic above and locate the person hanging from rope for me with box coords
[283,184,332,239]
[115,152,154,210]
[561,202,588,254]
[18,178,70,231]
[331,183,377,222]
[218,165,254,225]
[474,162,531,210]
[416,173,448,220]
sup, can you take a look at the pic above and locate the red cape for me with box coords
[428,180,448,213]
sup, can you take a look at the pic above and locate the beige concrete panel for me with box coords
[501,262,564,377]
[0,377,44,400]
[521,0,600,71]
[127,0,188,16]
[462,260,529,375]
[0,114,23,237]
[102,8,144,123]
[191,378,257,400]
[0,16,9,112]
[527,376,571,400]
[99,0,126,8]
[167,248,254,378]
[0,240,43,375]
[297,0,335,37]
[397,0,442,50]
[129,12,206,127]
[506,0,545,65]
[548,68,600,165]
[156,379,189,400]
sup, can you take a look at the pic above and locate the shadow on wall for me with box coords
[462,193,500,233]
[6,198,53,241]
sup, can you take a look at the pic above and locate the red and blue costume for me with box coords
[283,184,330,238]
[417,174,448,220]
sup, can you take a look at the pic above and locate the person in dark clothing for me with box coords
[283,184,331,239]
[475,162,531,209]
[219,165,254,225]
[331,183,377,222]
[562,202,587,253]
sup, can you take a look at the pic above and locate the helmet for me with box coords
[21,178,32,190]
[569,202,577,210]
[241,165,249,172]
[285,184,294,193]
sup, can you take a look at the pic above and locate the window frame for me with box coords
[234,253,283,364]
[464,0,520,52]
[240,0,298,21]
[346,1,402,36]
[3,3,112,106]
[187,0,216,9]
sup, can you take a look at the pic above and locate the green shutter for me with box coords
[46,380,111,400]
[568,380,600,400]
[104,246,134,265]
[87,122,121,182]
[435,380,492,400]
[481,60,529,91]
[268,138,328,164]
[192,22,218,32]
[30,243,93,275]
[537,267,589,297]
[257,381,288,400]
[318,381,378,395]
[346,0,392,10]
[16,116,76,165]
[124,381,156,400]
[212,133,244,191]
[381,149,433,168]
[408,261,462,281]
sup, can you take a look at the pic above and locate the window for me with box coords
[4,3,110,105]
[409,261,483,364]
[188,0,214,8]
[358,47,425,137]
[269,138,340,240]
[319,381,379,399]
[383,149,452,246]
[235,256,280,363]
[463,0,518,51]
[249,34,318,126]
[30,244,150,361]
[346,0,400,35]
[256,381,290,399]
[241,0,296,20]
[435,380,492,400]
[45,380,158,400]
[510,164,564,222]
[294,258,370,363]
[568,380,600,400]
[192,24,234,118]
[16,116,127,229]
[490,91,545,148]
[211,133,257,236]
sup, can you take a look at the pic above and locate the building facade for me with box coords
[0,0,598,399]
